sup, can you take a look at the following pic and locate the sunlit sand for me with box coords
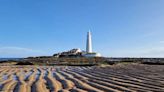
[0,64,164,92]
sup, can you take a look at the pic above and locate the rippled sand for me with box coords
[0,64,164,92]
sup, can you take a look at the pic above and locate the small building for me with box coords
[83,52,101,57]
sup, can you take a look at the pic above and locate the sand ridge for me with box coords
[0,64,164,92]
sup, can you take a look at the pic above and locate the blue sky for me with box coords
[0,0,164,57]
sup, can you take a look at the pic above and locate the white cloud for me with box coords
[142,30,164,39]
[159,41,164,44]
[142,31,156,38]
[0,46,46,58]
[108,42,164,57]
[139,47,164,57]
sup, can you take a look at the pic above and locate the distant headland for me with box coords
[31,31,102,58]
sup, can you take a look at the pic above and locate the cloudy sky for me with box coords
[0,0,164,57]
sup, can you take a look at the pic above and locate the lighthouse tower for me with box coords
[86,31,92,53]
[83,31,101,57]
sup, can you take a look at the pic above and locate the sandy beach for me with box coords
[0,64,164,92]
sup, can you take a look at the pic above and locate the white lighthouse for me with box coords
[86,31,92,53]
[83,31,101,57]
